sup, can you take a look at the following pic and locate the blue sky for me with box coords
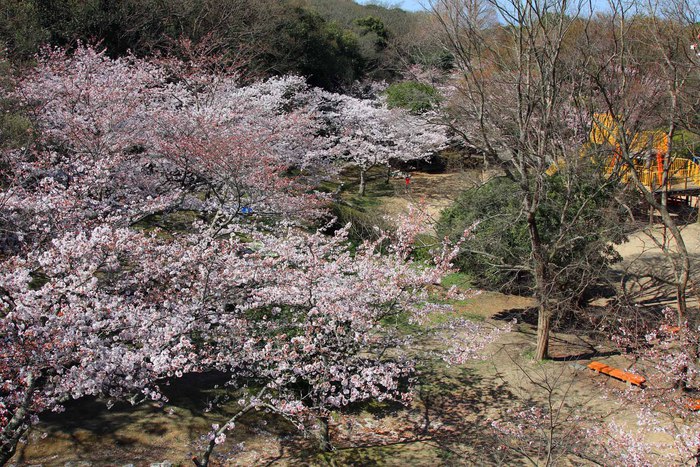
[357,0,425,11]
[361,0,611,13]
[398,0,425,11]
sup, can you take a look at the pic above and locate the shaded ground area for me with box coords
[12,374,306,465]
[11,293,540,466]
[10,277,651,466]
[614,222,700,310]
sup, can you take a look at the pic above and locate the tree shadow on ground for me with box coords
[548,350,620,362]
[13,372,307,465]
[617,249,700,310]
[491,307,538,326]
[305,356,526,466]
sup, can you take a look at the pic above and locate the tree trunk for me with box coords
[194,438,216,467]
[527,209,551,361]
[535,307,551,361]
[0,374,34,466]
[624,157,690,326]
[385,165,391,183]
[656,207,689,324]
[676,260,689,325]
[192,398,259,467]
[676,365,689,391]
[663,94,689,324]
[318,416,331,452]
[358,169,366,196]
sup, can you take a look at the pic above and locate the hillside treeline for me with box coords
[0,0,446,89]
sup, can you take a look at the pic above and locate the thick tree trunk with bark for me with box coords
[527,207,551,361]
[535,306,552,361]
[653,216,689,324]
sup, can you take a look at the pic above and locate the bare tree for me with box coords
[584,0,699,323]
[429,0,617,359]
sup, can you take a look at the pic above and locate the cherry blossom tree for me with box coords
[190,221,464,465]
[4,46,182,246]
[0,45,486,465]
[7,47,333,241]
[152,75,332,225]
[605,308,700,465]
[309,90,449,195]
[0,226,210,463]
[0,218,492,465]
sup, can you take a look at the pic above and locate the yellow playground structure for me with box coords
[548,114,700,204]
[589,113,700,192]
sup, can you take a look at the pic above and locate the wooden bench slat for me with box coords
[587,361,646,386]
[588,361,608,371]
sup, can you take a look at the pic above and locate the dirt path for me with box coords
[338,168,488,234]
[614,222,700,309]
[379,171,484,221]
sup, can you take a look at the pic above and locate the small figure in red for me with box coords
[404,174,411,193]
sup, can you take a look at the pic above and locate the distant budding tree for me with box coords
[430,0,700,358]
[429,0,615,359]
[583,0,699,324]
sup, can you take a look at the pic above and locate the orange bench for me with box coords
[588,361,646,387]
[660,325,681,334]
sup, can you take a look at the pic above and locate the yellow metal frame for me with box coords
[547,113,700,190]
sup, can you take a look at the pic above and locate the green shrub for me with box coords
[329,202,389,244]
[438,177,530,292]
[411,233,440,263]
[385,81,440,114]
[0,112,33,149]
[437,172,627,302]
[672,130,700,160]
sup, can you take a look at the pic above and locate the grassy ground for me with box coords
[336,166,485,232]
